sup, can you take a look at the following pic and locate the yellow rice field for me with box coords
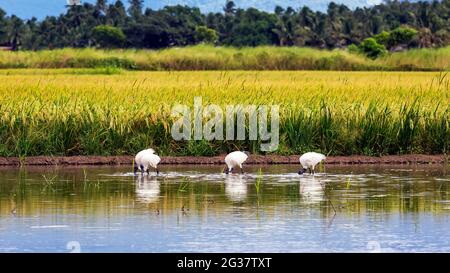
[0,69,448,156]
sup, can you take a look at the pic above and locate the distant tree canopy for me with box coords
[358,38,388,59]
[355,26,418,57]
[0,0,448,50]
[195,26,218,44]
[92,25,126,48]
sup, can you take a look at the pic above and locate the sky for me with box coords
[0,0,384,19]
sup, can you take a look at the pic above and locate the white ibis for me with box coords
[298,152,326,175]
[134,148,161,175]
[224,151,249,174]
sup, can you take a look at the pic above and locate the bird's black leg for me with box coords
[241,165,244,174]
[146,168,150,175]
[134,165,138,175]
[140,165,144,174]
[156,168,160,176]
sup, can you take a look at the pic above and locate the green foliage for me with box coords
[223,8,278,46]
[0,1,448,50]
[0,8,7,45]
[347,44,359,54]
[0,46,448,71]
[195,26,218,44]
[376,46,450,71]
[374,27,418,50]
[358,38,388,59]
[388,27,418,47]
[373,31,391,46]
[92,25,126,48]
[128,0,144,19]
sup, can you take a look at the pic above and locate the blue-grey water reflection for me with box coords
[0,165,448,252]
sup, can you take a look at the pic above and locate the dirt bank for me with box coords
[0,154,446,166]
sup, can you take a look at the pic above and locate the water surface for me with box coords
[0,165,448,252]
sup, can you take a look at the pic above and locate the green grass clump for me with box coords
[0,45,448,71]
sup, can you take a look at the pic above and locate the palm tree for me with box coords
[7,15,25,50]
[223,1,236,15]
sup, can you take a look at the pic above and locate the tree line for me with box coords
[0,0,448,51]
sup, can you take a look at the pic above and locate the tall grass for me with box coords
[378,47,450,71]
[0,45,448,71]
[0,70,447,157]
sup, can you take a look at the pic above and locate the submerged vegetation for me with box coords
[0,46,449,71]
[0,70,447,157]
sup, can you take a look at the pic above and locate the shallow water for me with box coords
[0,165,449,253]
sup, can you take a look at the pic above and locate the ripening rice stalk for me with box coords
[0,70,447,157]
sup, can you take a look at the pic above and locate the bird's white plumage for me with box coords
[135,148,155,167]
[299,152,326,171]
[225,151,248,172]
[135,148,160,173]
[140,153,161,172]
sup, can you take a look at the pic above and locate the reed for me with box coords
[0,45,448,71]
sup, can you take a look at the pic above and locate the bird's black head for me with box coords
[298,168,307,175]
[224,167,229,174]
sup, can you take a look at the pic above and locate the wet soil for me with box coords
[0,154,445,166]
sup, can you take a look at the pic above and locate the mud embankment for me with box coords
[0,154,446,166]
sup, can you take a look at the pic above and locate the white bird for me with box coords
[224,151,249,174]
[134,148,155,172]
[298,152,326,175]
[134,148,161,175]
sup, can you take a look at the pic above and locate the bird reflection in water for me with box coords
[300,175,337,222]
[299,176,324,204]
[225,174,248,202]
[135,174,160,204]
